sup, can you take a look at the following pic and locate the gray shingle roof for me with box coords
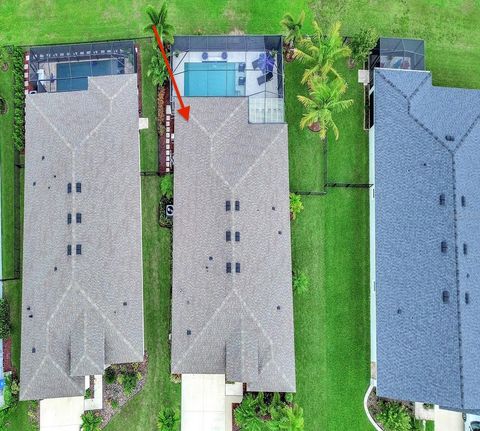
[20,75,144,401]
[374,68,480,410]
[171,97,296,392]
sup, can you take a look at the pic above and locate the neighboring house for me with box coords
[170,35,295,431]
[20,41,144,404]
[369,38,480,411]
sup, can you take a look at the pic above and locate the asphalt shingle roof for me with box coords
[171,97,296,392]
[20,75,144,401]
[374,68,480,410]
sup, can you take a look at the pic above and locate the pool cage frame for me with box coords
[368,37,425,85]
[28,41,137,93]
[170,35,285,122]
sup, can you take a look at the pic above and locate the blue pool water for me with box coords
[184,62,239,96]
[56,59,124,92]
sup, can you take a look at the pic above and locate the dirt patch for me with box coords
[99,355,149,428]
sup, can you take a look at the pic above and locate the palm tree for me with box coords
[280,10,306,55]
[157,407,180,431]
[297,76,353,139]
[294,20,351,84]
[144,2,175,46]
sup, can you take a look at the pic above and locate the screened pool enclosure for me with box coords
[28,41,137,93]
[171,35,285,123]
[368,38,425,84]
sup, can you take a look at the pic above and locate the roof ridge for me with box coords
[451,157,465,407]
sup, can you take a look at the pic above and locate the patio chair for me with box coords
[252,58,261,70]
[238,62,246,72]
[238,76,246,86]
[257,72,273,86]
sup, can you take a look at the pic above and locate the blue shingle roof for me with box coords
[374,68,480,410]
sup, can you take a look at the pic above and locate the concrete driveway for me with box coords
[435,406,464,431]
[40,396,84,431]
[181,374,225,431]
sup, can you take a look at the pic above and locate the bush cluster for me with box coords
[11,46,25,151]
[0,299,11,339]
[117,371,141,396]
[234,392,303,430]
[376,401,416,431]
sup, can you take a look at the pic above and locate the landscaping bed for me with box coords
[100,357,149,428]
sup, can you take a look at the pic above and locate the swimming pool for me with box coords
[56,59,125,92]
[184,62,242,96]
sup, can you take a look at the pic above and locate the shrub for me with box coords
[234,394,262,429]
[293,272,309,295]
[285,393,294,404]
[376,402,413,431]
[349,28,378,66]
[119,371,139,396]
[11,47,25,151]
[81,411,101,431]
[160,174,174,200]
[157,407,180,431]
[0,299,10,339]
[84,388,92,399]
[289,193,304,220]
[0,97,7,115]
[104,367,116,384]
[110,399,119,410]
[2,375,18,409]
[148,44,169,88]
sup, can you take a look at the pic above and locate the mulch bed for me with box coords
[3,338,12,372]
[99,354,149,428]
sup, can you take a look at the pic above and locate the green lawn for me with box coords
[139,39,159,172]
[104,177,180,431]
[0,64,17,280]
[287,48,371,430]
[1,1,479,431]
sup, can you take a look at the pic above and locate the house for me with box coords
[170,35,295,431]
[20,41,144,405]
[369,38,480,411]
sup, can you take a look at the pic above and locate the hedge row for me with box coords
[11,46,25,151]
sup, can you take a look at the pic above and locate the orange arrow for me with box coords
[152,25,190,121]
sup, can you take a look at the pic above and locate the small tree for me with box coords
[160,174,174,200]
[157,407,180,431]
[297,76,353,139]
[280,11,306,51]
[349,28,378,67]
[376,402,413,431]
[148,44,169,88]
[81,412,102,431]
[293,272,309,295]
[144,3,175,46]
[289,193,304,220]
[0,299,11,339]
